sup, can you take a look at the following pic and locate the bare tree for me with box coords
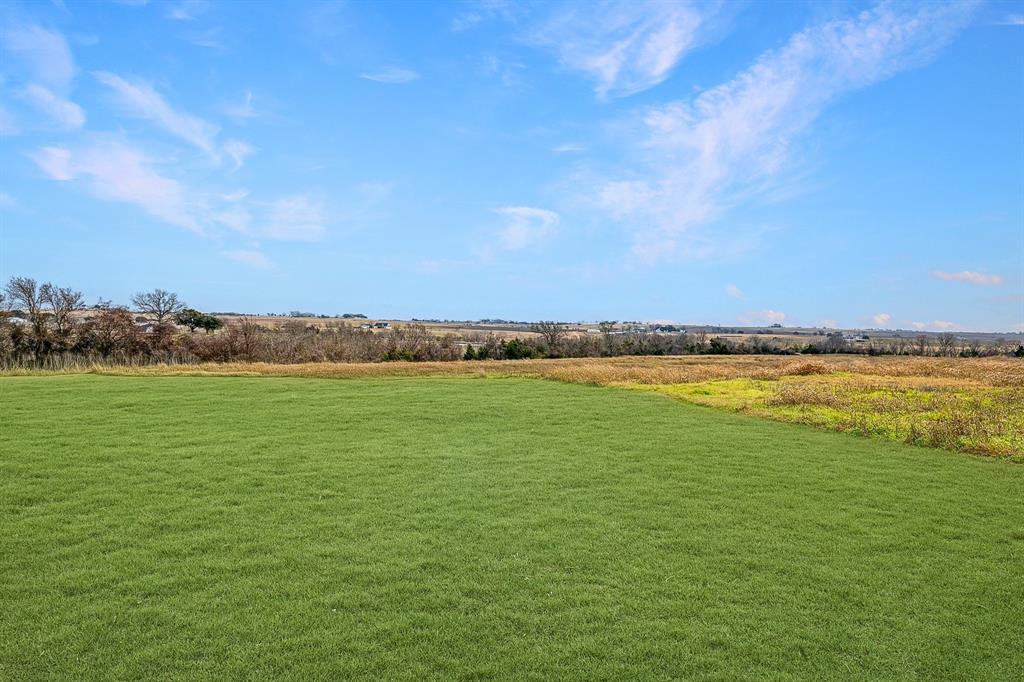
[41,283,84,347]
[530,321,565,352]
[88,306,140,357]
[915,334,930,356]
[936,332,958,357]
[5,276,47,353]
[132,288,185,323]
[693,328,708,351]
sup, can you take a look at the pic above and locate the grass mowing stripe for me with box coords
[1,375,1021,680]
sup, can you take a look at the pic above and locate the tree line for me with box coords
[1,275,1020,368]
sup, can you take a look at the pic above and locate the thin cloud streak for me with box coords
[94,71,220,156]
[529,0,719,98]
[18,84,85,129]
[932,270,1004,286]
[360,67,420,84]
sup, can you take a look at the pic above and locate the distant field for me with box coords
[23,355,1022,459]
[1,375,1021,679]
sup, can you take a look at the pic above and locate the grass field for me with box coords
[14,355,1020,458]
[2,374,1022,679]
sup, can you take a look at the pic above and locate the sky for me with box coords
[0,0,1021,331]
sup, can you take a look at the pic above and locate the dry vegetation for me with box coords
[8,355,1021,460]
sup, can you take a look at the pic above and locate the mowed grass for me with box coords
[1,375,1022,680]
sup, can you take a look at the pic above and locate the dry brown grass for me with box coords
[6,354,1021,385]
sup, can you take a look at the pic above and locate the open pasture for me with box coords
[1,374,1022,679]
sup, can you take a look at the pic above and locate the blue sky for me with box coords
[1,0,1021,330]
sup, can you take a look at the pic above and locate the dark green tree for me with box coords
[176,309,222,333]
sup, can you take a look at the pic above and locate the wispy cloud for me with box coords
[360,67,420,84]
[451,0,520,33]
[222,138,255,172]
[224,249,272,269]
[94,71,254,168]
[494,206,560,250]
[528,0,721,98]
[871,313,892,326]
[594,2,978,262]
[1,22,85,132]
[225,90,258,120]
[18,84,85,129]
[739,309,786,325]
[29,140,200,232]
[30,138,326,245]
[95,71,219,155]
[165,0,210,21]
[932,270,1004,286]
[725,283,743,299]
[263,196,326,241]
[1,22,75,90]
[182,27,225,50]
[553,143,584,154]
[912,320,957,331]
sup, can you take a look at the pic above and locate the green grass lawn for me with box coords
[1,376,1021,680]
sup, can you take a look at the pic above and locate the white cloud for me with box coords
[912,320,958,331]
[29,145,74,180]
[95,72,254,167]
[931,270,1004,286]
[997,14,1024,25]
[529,0,716,98]
[360,67,420,84]
[210,205,251,233]
[871,313,892,326]
[739,309,786,325]
[166,0,210,21]
[725,283,743,299]
[224,249,272,269]
[494,206,560,250]
[182,27,225,50]
[553,143,584,154]
[1,23,75,90]
[595,2,977,262]
[222,138,255,171]
[263,196,326,241]
[451,1,520,33]
[94,71,220,155]
[18,84,84,129]
[29,141,199,232]
[221,189,249,202]
[0,191,14,208]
